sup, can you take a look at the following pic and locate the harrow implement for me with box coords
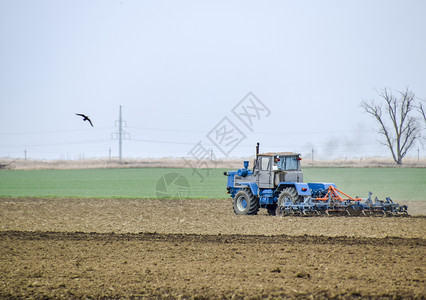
[277,186,408,217]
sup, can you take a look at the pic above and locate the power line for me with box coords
[132,138,195,145]
[0,139,111,148]
[128,126,206,133]
[0,127,112,135]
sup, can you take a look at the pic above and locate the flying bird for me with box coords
[76,113,94,127]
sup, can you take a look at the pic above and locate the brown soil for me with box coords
[1,198,425,299]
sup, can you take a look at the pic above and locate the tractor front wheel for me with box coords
[233,188,259,215]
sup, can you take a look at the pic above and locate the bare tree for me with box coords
[361,88,421,165]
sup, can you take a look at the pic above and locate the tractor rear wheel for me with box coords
[278,187,301,204]
[275,187,303,216]
[233,188,259,215]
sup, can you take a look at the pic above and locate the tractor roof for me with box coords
[258,152,301,156]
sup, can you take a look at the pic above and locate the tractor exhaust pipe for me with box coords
[256,142,260,159]
[253,142,260,172]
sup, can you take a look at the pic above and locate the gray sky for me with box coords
[1,0,425,160]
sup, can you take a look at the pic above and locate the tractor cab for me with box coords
[254,152,303,189]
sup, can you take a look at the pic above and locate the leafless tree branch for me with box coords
[419,102,426,123]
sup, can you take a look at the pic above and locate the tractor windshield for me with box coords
[276,156,298,171]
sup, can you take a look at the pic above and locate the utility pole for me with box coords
[311,147,314,164]
[111,105,130,163]
[24,149,27,161]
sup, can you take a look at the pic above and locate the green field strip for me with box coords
[0,167,425,201]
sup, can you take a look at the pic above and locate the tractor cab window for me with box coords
[285,156,298,170]
[260,157,271,171]
[276,156,298,171]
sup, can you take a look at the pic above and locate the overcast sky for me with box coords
[1,0,425,161]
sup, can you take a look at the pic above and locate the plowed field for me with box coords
[1,198,425,299]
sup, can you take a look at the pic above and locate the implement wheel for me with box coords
[233,188,259,215]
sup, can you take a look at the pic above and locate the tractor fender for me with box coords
[236,182,258,196]
[277,182,311,196]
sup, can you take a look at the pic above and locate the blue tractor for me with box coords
[224,143,408,216]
